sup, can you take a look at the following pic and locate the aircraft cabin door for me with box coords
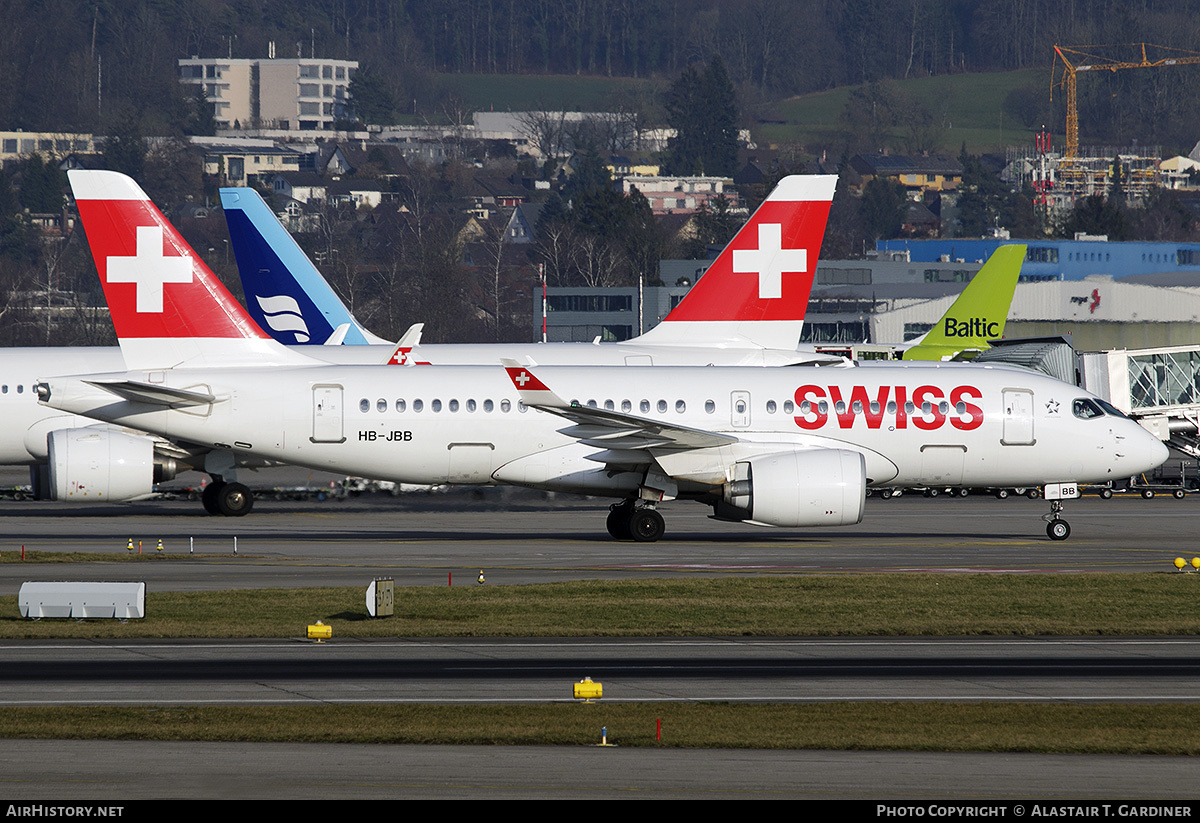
[731,391,751,428]
[1001,389,1035,445]
[311,385,345,443]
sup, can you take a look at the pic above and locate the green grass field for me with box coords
[760,69,1046,154]
[4,574,1199,639]
[426,68,1048,155]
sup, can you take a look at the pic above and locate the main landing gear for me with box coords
[1043,500,1070,541]
[606,499,665,542]
[201,477,254,517]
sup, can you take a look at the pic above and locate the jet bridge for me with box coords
[1079,346,1200,457]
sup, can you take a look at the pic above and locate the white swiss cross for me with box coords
[732,223,807,300]
[106,225,193,313]
[515,371,531,386]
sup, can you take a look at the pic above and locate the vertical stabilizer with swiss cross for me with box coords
[69,170,311,371]
[632,174,836,351]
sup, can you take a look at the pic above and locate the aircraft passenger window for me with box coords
[640,400,650,413]
[395,399,406,413]
[1072,399,1104,419]
[705,400,715,414]
[657,400,667,413]
[852,401,863,414]
[587,399,597,408]
[604,400,614,410]
[518,401,528,413]
[835,401,847,414]
[783,400,794,414]
[484,399,494,412]
[955,402,966,414]
[359,399,369,412]
[887,401,897,413]
[869,402,880,414]
[676,400,686,413]
[467,399,477,412]
[500,399,511,412]
[818,401,828,414]
[376,399,387,413]
[432,399,442,412]
[800,401,811,413]
[449,399,459,412]
[905,402,915,414]
[938,401,949,414]
[766,400,777,414]
[413,399,424,412]
[921,402,932,414]
[15,385,21,393]
[622,400,632,412]
[736,401,746,414]
[1,385,6,394]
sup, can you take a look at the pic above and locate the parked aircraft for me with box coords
[36,174,1168,538]
[2,169,838,512]
[901,244,1024,361]
[225,184,1026,365]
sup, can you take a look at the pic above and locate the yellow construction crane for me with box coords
[1052,43,1200,159]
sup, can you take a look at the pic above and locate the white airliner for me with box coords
[3,170,838,512]
[35,174,1169,539]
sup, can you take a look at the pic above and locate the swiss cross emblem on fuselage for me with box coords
[106,225,193,313]
[732,222,807,300]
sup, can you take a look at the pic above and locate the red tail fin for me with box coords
[69,170,304,369]
[636,174,835,349]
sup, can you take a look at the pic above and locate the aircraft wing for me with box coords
[501,361,736,451]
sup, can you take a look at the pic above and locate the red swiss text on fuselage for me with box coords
[793,385,984,431]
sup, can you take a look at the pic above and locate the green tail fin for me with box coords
[902,244,1025,361]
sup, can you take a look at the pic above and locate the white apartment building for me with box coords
[179,57,357,132]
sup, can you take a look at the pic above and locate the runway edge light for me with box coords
[1174,557,1187,571]
[307,620,332,642]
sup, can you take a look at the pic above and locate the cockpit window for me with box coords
[1096,399,1130,420]
[1072,398,1104,419]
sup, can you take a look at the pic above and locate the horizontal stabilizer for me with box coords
[85,380,218,408]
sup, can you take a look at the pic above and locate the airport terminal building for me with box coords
[537,239,1200,352]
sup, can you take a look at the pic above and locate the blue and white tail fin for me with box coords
[219,187,391,346]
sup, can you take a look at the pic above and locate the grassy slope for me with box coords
[425,68,1048,155]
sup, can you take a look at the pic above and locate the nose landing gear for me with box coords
[1043,500,1071,540]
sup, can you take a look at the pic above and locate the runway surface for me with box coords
[0,491,1193,592]
[1,488,1196,799]
[1,636,1197,705]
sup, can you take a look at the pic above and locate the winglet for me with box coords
[501,359,567,407]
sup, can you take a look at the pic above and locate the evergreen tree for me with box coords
[664,57,739,177]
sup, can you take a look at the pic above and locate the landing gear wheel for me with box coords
[629,508,665,543]
[201,481,225,515]
[1026,489,1040,499]
[1047,519,1071,541]
[995,489,1009,499]
[880,489,893,500]
[1142,489,1155,499]
[1174,489,1186,499]
[606,502,634,540]
[216,482,253,517]
[957,488,969,498]
[1099,488,1113,500]
[926,488,939,498]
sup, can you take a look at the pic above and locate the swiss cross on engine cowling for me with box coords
[106,225,193,314]
[732,222,807,300]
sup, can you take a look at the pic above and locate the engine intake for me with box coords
[717,449,866,527]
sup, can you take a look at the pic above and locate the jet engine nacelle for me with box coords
[718,449,866,527]
[47,428,174,502]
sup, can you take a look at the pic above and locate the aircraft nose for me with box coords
[1128,426,1170,474]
